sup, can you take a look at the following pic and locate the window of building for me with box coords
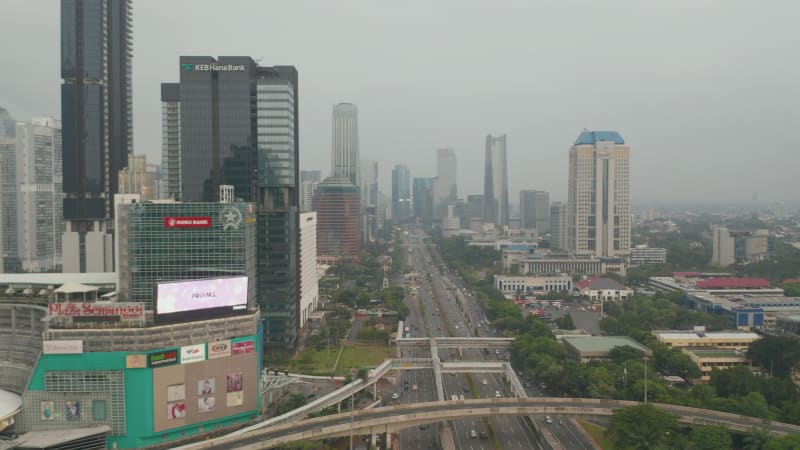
[93,399,107,420]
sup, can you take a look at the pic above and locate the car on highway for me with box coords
[469,429,478,439]
[540,382,547,389]
[412,384,418,391]
[479,431,488,439]
[545,415,553,424]
[481,379,488,385]
[459,394,465,400]
[391,392,400,399]
[495,390,501,398]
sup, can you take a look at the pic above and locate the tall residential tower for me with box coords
[567,130,631,257]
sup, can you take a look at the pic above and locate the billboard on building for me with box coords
[154,276,249,324]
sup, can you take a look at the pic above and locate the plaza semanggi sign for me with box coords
[48,302,145,320]
[164,217,213,228]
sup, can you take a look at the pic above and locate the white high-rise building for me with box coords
[567,130,631,257]
[0,117,64,272]
[299,212,319,329]
[331,103,360,186]
[360,158,379,207]
[712,225,735,266]
[484,134,509,228]
[300,180,319,212]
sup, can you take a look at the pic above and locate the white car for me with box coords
[459,394,465,400]
[481,379,488,385]
[391,392,400,399]
[545,415,553,424]
[495,391,501,398]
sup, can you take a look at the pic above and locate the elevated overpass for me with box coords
[396,336,514,350]
[181,398,800,449]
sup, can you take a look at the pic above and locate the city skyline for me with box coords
[3,1,799,204]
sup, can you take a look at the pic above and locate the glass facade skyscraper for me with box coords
[61,0,132,221]
[413,177,434,224]
[314,177,362,264]
[391,164,411,220]
[161,58,301,354]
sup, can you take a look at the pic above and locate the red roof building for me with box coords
[695,278,770,289]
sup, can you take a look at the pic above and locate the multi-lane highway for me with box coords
[397,226,542,450]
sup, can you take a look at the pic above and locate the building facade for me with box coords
[331,103,359,187]
[630,245,667,265]
[493,274,572,296]
[519,190,549,232]
[433,148,457,219]
[483,134,509,228]
[61,0,133,272]
[299,212,319,330]
[712,225,735,266]
[567,130,631,257]
[160,83,181,200]
[0,118,63,272]
[412,177,434,224]
[161,58,301,354]
[18,310,262,448]
[118,154,158,201]
[550,202,568,250]
[116,201,257,310]
[314,177,362,264]
[391,164,412,221]
[300,180,318,212]
[300,170,321,184]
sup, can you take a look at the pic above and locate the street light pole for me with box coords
[349,367,356,450]
[643,356,648,403]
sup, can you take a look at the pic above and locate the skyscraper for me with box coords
[519,190,550,232]
[413,177,434,224]
[360,159,379,208]
[299,171,321,212]
[60,0,133,272]
[162,57,301,354]
[484,134,509,228]
[550,202,568,250]
[331,103,359,186]
[118,154,158,201]
[392,164,412,220]
[0,117,63,272]
[567,130,631,257]
[360,159,380,242]
[314,177,362,264]
[434,148,457,219]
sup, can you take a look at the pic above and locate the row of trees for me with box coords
[609,403,800,450]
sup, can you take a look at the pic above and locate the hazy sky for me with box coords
[2,0,799,204]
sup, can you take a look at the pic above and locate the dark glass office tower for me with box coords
[61,0,132,221]
[162,58,300,355]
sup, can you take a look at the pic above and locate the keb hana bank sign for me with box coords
[48,302,145,321]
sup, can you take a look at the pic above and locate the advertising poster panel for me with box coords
[208,339,231,359]
[154,277,248,324]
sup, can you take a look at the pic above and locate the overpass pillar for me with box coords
[373,382,377,399]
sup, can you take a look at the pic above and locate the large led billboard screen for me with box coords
[154,277,249,324]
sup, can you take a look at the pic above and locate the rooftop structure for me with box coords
[695,278,771,289]
[562,336,651,362]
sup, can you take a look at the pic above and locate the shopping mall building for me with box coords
[0,201,264,449]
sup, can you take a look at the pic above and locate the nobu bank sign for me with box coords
[182,63,246,72]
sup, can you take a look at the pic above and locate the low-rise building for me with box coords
[493,274,572,296]
[577,276,633,302]
[653,329,761,350]
[562,336,651,363]
[630,245,667,265]
[519,255,627,277]
[685,348,755,383]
